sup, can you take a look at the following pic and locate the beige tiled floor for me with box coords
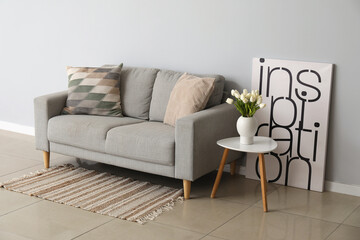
[0,129,360,240]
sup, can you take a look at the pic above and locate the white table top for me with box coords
[217,136,277,153]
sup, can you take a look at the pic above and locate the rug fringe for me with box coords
[135,195,184,224]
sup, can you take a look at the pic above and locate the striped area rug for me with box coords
[0,164,183,224]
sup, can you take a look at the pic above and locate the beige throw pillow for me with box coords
[163,73,215,126]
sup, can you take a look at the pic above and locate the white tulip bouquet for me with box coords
[226,89,266,117]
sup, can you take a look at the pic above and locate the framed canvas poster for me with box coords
[245,58,333,191]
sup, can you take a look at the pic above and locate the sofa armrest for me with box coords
[175,103,242,181]
[34,91,68,151]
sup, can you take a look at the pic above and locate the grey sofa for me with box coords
[34,67,241,199]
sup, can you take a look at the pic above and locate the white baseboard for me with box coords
[325,181,360,197]
[223,164,360,197]
[0,121,35,136]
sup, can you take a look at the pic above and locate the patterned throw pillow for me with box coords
[63,64,123,116]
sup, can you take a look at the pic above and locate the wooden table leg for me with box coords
[230,161,236,176]
[211,148,229,198]
[258,153,268,212]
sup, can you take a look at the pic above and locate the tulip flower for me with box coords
[242,97,249,103]
[226,98,234,104]
[250,95,256,103]
[234,91,241,99]
[231,89,235,96]
[256,96,262,105]
[243,89,248,95]
[259,103,266,109]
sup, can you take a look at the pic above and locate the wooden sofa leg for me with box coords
[43,151,50,168]
[230,161,236,176]
[183,180,191,199]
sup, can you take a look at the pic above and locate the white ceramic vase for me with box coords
[236,116,258,145]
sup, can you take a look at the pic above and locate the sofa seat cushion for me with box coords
[105,122,175,166]
[48,115,144,153]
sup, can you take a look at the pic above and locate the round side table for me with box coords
[210,136,277,212]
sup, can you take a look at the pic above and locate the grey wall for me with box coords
[0,0,359,186]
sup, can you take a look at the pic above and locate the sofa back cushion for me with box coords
[149,70,225,122]
[120,67,159,119]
